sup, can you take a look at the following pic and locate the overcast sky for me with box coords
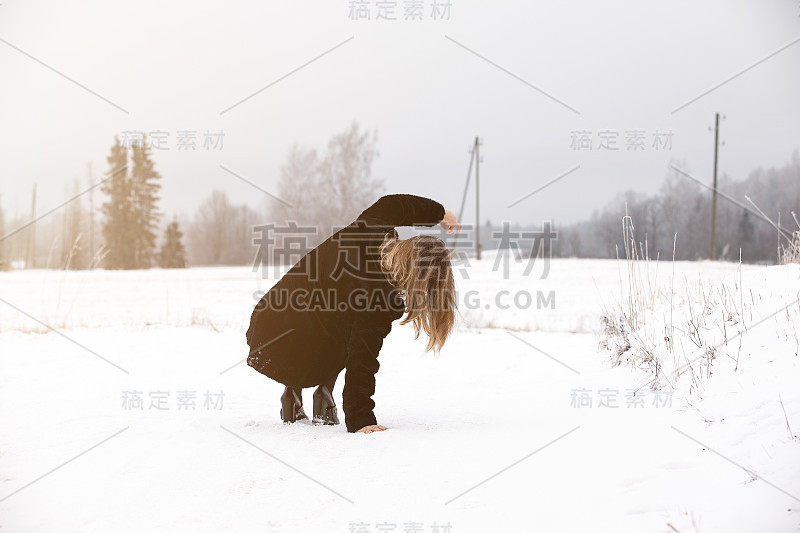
[1,0,798,229]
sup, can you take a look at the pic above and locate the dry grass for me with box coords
[781,228,800,265]
[600,214,664,382]
[599,213,752,391]
[744,198,800,265]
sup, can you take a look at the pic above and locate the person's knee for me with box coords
[313,382,332,398]
[314,374,338,395]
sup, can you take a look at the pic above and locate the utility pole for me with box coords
[474,136,481,260]
[710,112,720,260]
[27,183,37,269]
[453,136,483,259]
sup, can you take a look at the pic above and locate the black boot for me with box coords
[280,386,308,423]
[313,374,340,425]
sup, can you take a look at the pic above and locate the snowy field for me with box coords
[1,256,798,532]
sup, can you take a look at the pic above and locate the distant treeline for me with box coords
[554,151,799,263]
[0,137,796,270]
[0,122,382,270]
[419,152,799,264]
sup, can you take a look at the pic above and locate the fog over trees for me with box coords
[1,126,797,270]
[101,136,163,270]
[269,122,384,248]
[554,151,800,263]
[185,190,258,266]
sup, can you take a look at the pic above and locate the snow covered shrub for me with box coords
[599,314,631,363]
[781,230,800,265]
[599,214,665,387]
[600,211,800,394]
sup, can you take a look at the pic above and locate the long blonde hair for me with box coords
[379,234,456,353]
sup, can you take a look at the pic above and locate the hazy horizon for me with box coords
[1,0,798,228]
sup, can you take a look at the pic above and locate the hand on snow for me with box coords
[356,424,388,434]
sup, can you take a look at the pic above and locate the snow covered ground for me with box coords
[1,257,798,532]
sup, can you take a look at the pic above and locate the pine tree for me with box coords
[159,220,187,268]
[130,136,161,268]
[101,136,162,270]
[101,137,133,269]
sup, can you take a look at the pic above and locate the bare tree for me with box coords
[269,122,384,246]
[271,144,323,241]
[553,153,800,263]
[318,122,383,228]
[186,190,258,265]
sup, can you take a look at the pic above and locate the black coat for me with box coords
[246,194,445,432]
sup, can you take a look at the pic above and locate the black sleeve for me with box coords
[342,317,393,433]
[358,194,445,228]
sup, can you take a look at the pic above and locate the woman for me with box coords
[246,194,461,434]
